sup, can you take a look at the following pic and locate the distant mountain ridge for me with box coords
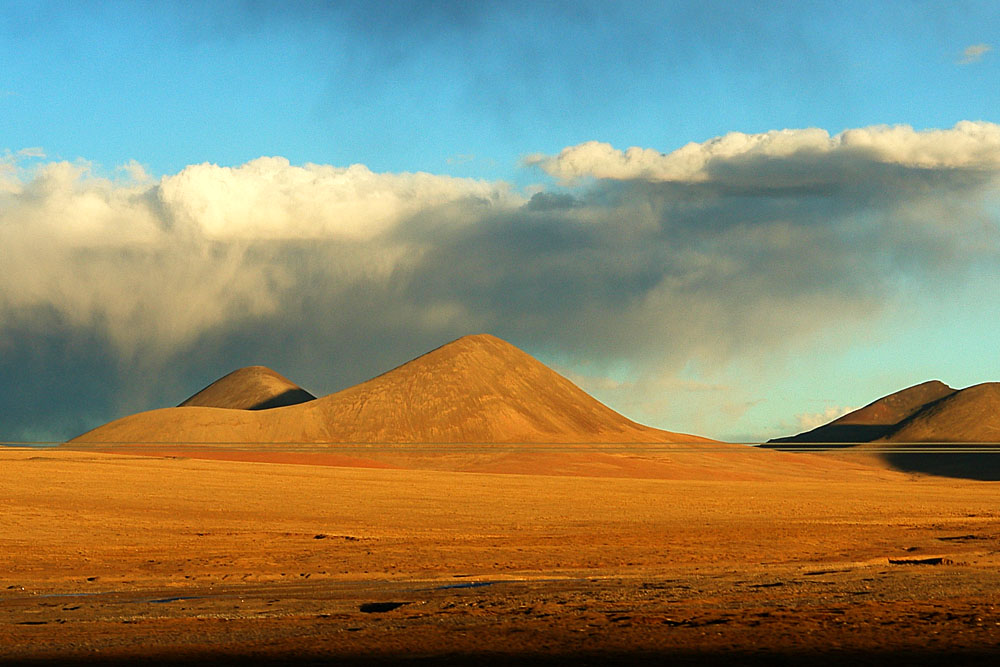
[769,380,1000,444]
[887,383,1000,443]
[768,380,956,444]
[71,334,714,445]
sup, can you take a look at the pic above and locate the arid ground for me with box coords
[3,445,1000,665]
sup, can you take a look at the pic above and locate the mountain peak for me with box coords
[885,382,1000,443]
[768,379,956,444]
[832,380,955,427]
[179,366,316,411]
[408,333,522,362]
[308,333,707,443]
[73,334,713,445]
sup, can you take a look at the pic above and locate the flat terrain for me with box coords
[2,446,1000,665]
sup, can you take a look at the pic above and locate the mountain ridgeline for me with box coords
[767,380,1000,480]
[768,380,1000,444]
[71,334,714,445]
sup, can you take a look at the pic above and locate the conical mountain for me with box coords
[768,380,955,444]
[70,334,714,445]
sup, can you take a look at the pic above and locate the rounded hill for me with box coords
[71,334,713,445]
[179,366,316,411]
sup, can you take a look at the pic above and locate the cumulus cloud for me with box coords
[958,43,991,64]
[795,406,857,432]
[0,157,515,352]
[2,122,1000,440]
[525,122,1000,184]
[158,158,512,241]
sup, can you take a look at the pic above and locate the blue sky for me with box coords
[6,1,996,180]
[2,1,999,442]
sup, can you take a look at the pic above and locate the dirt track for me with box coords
[3,447,1000,664]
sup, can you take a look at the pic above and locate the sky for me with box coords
[2,0,999,442]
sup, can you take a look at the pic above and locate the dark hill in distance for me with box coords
[768,380,1000,480]
[71,334,715,445]
[886,382,1000,443]
[179,366,316,411]
[768,380,955,444]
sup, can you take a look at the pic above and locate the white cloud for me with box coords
[525,122,1000,184]
[1,149,46,193]
[158,157,516,241]
[16,147,45,158]
[958,43,991,64]
[795,406,857,432]
[0,157,517,352]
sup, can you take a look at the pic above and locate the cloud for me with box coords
[0,157,515,354]
[158,157,513,241]
[525,122,1000,184]
[16,147,45,158]
[2,122,1000,440]
[958,43,991,64]
[795,406,857,432]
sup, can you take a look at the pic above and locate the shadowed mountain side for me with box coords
[767,380,955,444]
[71,334,714,445]
[179,366,316,411]
[769,424,897,444]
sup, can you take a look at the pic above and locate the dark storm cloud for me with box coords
[0,307,121,442]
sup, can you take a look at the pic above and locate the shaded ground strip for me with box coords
[3,568,1000,664]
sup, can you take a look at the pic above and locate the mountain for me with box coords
[179,366,316,410]
[767,380,955,444]
[884,382,1000,443]
[70,334,714,445]
[766,380,1000,479]
[769,379,1000,445]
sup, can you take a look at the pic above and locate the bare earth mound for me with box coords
[70,334,713,445]
[179,365,316,410]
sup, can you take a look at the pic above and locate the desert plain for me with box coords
[3,443,1000,665]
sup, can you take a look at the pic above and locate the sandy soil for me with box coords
[3,447,1000,665]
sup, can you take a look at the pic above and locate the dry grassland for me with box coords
[2,446,1000,665]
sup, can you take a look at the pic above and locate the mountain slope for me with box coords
[179,366,316,410]
[883,382,1000,443]
[70,334,713,444]
[768,380,955,444]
